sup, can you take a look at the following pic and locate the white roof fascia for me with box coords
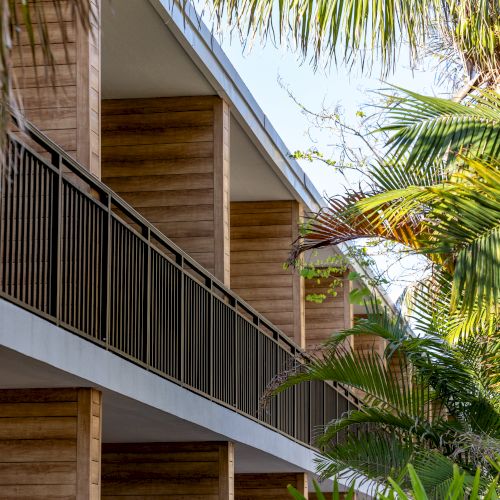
[148,0,325,211]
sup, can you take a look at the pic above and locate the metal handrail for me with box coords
[0,120,359,447]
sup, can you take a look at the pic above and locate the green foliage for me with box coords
[292,89,500,320]
[381,89,500,170]
[380,464,500,500]
[348,287,371,305]
[209,0,500,82]
[287,465,500,499]
[273,293,500,498]
[291,149,338,167]
[289,255,348,304]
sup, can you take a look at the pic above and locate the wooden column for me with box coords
[102,96,231,284]
[230,200,305,345]
[12,0,101,176]
[0,387,102,499]
[235,472,308,499]
[76,0,101,177]
[292,201,306,348]
[213,98,231,285]
[102,441,234,499]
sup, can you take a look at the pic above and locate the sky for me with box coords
[196,10,457,302]
[211,30,452,196]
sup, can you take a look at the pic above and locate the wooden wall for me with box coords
[235,472,307,499]
[102,442,234,499]
[0,387,102,499]
[230,201,305,345]
[304,274,352,352]
[102,96,230,284]
[12,0,101,176]
[353,314,386,359]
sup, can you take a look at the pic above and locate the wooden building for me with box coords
[0,0,389,498]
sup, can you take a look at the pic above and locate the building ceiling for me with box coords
[101,0,293,202]
[101,0,214,98]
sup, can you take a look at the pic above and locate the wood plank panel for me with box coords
[230,201,304,344]
[102,110,214,130]
[101,442,234,499]
[102,96,230,282]
[12,0,100,176]
[235,472,307,499]
[304,274,352,352]
[0,388,102,500]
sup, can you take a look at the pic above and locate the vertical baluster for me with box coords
[32,156,39,309]
[26,153,33,306]
[145,228,151,367]
[51,159,62,323]
[179,258,185,384]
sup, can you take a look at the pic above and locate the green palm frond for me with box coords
[208,0,500,80]
[381,89,500,170]
[407,271,499,343]
[317,406,450,449]
[356,157,500,312]
[315,430,413,486]
[293,154,500,317]
[382,463,496,500]
[279,344,420,414]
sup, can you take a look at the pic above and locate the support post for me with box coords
[0,388,102,500]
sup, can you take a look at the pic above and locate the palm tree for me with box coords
[291,88,500,324]
[275,290,500,497]
[208,0,500,86]
[288,463,500,499]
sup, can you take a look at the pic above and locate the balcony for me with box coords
[0,122,358,448]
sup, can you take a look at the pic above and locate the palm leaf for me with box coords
[208,0,500,79]
[315,430,413,486]
[381,89,500,170]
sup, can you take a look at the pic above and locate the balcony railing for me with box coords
[0,121,359,447]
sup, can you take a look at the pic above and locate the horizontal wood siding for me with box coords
[12,0,100,176]
[304,274,352,352]
[353,314,386,358]
[235,472,307,499]
[102,96,230,282]
[0,387,101,500]
[230,201,304,344]
[102,442,234,499]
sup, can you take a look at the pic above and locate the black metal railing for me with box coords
[0,122,359,447]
